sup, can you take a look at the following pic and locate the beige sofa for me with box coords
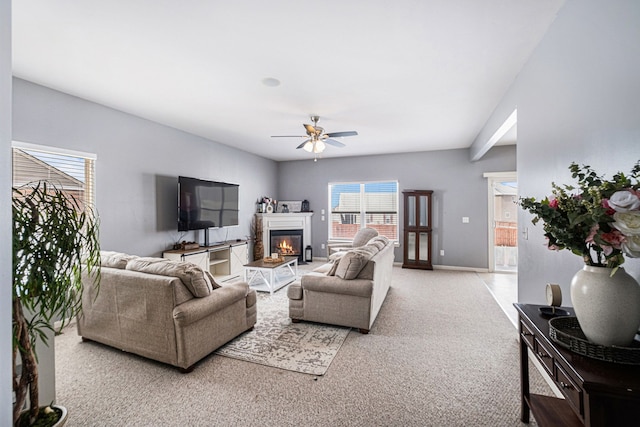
[77,252,257,372]
[287,234,394,333]
[325,227,379,256]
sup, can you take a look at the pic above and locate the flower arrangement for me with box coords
[519,162,640,270]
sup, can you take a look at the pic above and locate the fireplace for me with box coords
[258,212,313,262]
[270,229,304,263]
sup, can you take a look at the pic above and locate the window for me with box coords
[329,181,399,241]
[12,142,96,213]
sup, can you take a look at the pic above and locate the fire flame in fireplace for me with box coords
[278,240,296,255]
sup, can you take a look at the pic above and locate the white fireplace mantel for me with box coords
[257,212,313,256]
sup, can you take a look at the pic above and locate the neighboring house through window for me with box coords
[12,141,96,214]
[328,181,399,241]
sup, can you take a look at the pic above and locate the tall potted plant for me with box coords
[13,181,101,426]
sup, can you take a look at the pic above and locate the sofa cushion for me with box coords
[126,258,213,297]
[335,249,372,280]
[100,251,138,269]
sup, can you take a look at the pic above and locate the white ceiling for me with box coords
[12,0,563,161]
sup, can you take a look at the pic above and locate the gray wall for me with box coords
[278,145,516,268]
[10,77,279,413]
[473,0,640,305]
[1,0,12,423]
[13,78,279,257]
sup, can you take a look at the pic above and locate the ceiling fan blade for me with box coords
[296,139,311,149]
[303,124,316,134]
[271,135,306,138]
[326,131,358,138]
[324,138,346,148]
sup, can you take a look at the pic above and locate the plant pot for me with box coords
[570,265,640,347]
[19,404,67,427]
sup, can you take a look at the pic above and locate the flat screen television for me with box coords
[178,176,239,232]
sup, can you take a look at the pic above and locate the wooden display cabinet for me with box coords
[402,190,433,270]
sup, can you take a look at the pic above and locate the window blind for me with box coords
[12,144,96,212]
[329,181,398,241]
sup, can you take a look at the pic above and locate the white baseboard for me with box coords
[433,264,490,273]
[320,258,490,273]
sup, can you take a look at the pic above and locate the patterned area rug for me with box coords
[215,290,350,376]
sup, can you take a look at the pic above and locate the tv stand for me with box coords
[163,240,248,283]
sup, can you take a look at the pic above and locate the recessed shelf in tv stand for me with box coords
[163,240,248,283]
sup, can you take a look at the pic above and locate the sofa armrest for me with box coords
[301,274,373,298]
[173,282,249,326]
[287,281,302,299]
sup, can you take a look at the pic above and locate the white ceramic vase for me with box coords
[570,265,640,347]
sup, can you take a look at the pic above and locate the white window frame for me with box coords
[328,180,399,242]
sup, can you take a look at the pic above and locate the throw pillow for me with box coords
[126,258,212,297]
[205,271,222,289]
[367,235,390,248]
[100,251,138,269]
[335,250,370,280]
[352,227,379,247]
[327,260,340,276]
[355,244,379,258]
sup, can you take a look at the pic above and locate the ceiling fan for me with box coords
[271,116,358,155]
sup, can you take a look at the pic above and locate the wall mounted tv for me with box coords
[178,176,239,235]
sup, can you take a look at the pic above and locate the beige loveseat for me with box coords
[77,251,257,372]
[287,234,394,334]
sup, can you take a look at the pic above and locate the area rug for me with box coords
[214,290,350,376]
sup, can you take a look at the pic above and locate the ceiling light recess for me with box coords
[261,77,281,87]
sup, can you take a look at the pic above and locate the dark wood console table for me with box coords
[515,304,640,427]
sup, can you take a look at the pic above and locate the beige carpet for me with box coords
[214,292,349,375]
[54,266,552,426]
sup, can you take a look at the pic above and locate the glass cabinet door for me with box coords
[407,232,416,261]
[407,196,416,227]
[402,190,433,270]
[419,195,428,227]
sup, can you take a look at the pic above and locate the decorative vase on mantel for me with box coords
[570,265,640,347]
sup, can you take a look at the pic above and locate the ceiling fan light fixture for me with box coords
[314,140,326,153]
[303,141,314,152]
[271,116,357,157]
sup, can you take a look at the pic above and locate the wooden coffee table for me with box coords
[243,256,298,295]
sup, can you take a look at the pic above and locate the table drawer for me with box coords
[534,337,554,377]
[520,320,535,350]
[555,362,583,417]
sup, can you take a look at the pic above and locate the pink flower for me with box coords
[600,230,625,250]
[549,198,558,209]
[585,225,599,244]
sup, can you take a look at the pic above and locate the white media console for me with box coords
[163,240,248,283]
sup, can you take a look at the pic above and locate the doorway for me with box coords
[485,172,518,272]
